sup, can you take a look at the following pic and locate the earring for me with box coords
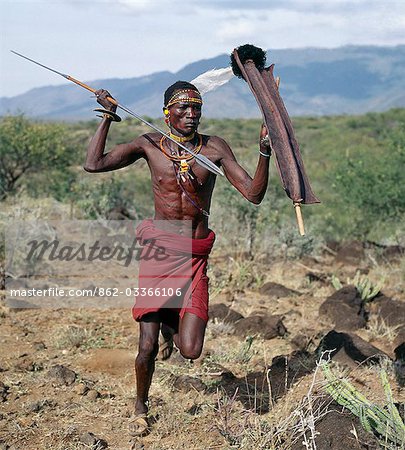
[164,109,170,126]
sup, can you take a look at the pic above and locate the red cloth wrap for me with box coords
[132,219,215,324]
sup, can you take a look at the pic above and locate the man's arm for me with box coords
[218,124,271,205]
[84,89,146,173]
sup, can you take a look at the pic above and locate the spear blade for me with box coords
[11,50,224,177]
[10,50,69,79]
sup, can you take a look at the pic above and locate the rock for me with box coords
[15,358,42,372]
[26,399,54,413]
[259,282,300,298]
[79,432,108,449]
[394,329,405,351]
[0,382,9,402]
[203,362,235,382]
[85,389,100,401]
[32,342,46,351]
[269,350,317,401]
[47,365,76,386]
[380,245,404,263]
[319,285,366,330]
[106,206,134,220]
[173,375,206,392]
[73,383,89,396]
[316,330,389,366]
[233,314,287,339]
[305,271,328,283]
[209,303,244,323]
[394,342,405,387]
[368,294,405,328]
[335,240,365,266]
[395,342,405,360]
[292,399,378,450]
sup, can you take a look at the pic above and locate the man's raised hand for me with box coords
[95,89,117,112]
[259,123,272,155]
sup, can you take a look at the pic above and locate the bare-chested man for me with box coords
[84,81,271,435]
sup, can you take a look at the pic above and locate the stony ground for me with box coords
[0,242,404,450]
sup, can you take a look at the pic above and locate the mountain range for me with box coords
[1,45,404,120]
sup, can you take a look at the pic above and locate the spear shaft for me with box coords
[11,50,224,177]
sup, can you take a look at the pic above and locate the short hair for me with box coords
[164,81,200,107]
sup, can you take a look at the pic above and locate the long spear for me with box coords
[11,50,224,177]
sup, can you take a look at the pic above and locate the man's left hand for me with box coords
[259,123,272,154]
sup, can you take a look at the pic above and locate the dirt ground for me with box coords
[0,244,404,449]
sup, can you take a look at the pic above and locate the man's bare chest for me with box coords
[144,139,218,188]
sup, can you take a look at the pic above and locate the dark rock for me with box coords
[15,358,42,372]
[26,399,54,413]
[79,432,108,449]
[319,285,366,330]
[209,303,244,323]
[48,365,76,386]
[394,342,405,387]
[305,272,328,283]
[0,382,9,402]
[368,294,405,328]
[292,399,378,450]
[233,314,287,339]
[335,240,365,266]
[269,350,317,402]
[394,329,405,351]
[316,330,389,365]
[395,342,405,360]
[259,282,300,298]
[380,245,404,262]
[290,329,322,351]
[173,375,206,392]
[106,206,135,220]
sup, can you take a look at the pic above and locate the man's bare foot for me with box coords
[158,324,174,361]
[128,413,150,437]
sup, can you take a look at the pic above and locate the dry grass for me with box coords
[366,316,402,343]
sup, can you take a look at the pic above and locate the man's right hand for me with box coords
[95,89,117,112]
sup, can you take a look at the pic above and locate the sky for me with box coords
[1,0,405,98]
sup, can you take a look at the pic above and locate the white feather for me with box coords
[191,67,233,95]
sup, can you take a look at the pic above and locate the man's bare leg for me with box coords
[159,323,175,360]
[177,312,207,360]
[134,315,160,416]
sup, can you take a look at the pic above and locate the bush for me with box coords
[0,115,72,200]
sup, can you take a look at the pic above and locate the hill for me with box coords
[1,45,405,120]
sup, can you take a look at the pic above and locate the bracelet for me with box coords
[259,150,271,158]
[94,108,122,122]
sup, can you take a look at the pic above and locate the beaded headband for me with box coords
[166,89,203,108]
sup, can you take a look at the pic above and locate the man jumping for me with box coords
[84,81,271,435]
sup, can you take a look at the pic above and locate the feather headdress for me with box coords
[190,67,233,95]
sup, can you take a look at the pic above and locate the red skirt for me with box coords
[132,219,215,324]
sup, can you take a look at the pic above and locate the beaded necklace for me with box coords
[168,132,195,143]
[159,133,203,181]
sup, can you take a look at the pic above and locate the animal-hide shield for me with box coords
[232,48,320,205]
